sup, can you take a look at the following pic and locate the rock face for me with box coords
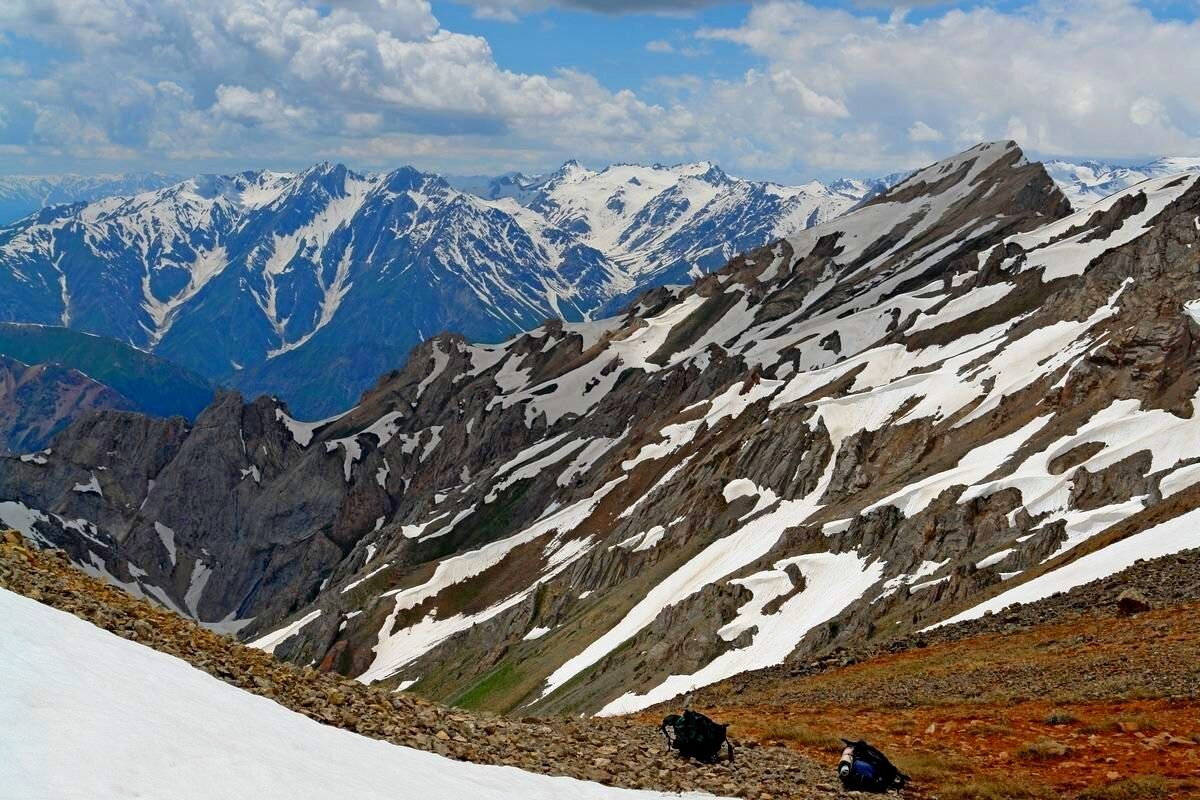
[0,161,890,417]
[5,141,1200,720]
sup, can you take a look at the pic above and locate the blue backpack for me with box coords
[838,739,908,792]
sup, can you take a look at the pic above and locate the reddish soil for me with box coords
[642,602,1200,798]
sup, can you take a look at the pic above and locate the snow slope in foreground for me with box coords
[0,589,717,800]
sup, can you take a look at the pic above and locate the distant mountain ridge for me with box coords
[0,160,894,416]
[446,171,552,204]
[0,324,213,418]
[0,173,184,225]
[0,354,134,455]
[518,161,900,311]
[1044,156,1200,209]
[455,161,902,304]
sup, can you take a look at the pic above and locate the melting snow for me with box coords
[599,550,885,715]
[19,450,50,465]
[360,479,624,682]
[975,549,1014,569]
[154,522,177,565]
[276,407,348,448]
[0,501,52,547]
[544,461,837,701]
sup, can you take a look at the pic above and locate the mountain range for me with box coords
[3,155,1192,419]
[0,162,895,417]
[0,173,183,226]
[6,141,1200,718]
[1043,156,1200,209]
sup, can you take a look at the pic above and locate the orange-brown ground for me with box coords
[642,602,1200,799]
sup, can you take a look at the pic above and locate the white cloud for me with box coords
[0,0,702,174]
[1,0,1198,182]
[907,120,943,142]
[697,0,1200,172]
[762,69,850,118]
[211,86,311,128]
[1129,96,1168,128]
[459,0,726,16]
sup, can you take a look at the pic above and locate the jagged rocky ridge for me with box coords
[0,161,884,416]
[5,141,1200,719]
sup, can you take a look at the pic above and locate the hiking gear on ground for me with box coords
[661,710,734,763]
[838,739,907,792]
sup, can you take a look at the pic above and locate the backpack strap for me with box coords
[660,715,679,751]
[726,739,735,763]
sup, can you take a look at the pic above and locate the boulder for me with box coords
[1116,588,1152,616]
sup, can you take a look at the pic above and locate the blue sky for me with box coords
[1,0,1198,182]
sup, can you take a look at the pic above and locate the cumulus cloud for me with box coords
[907,121,943,142]
[0,0,698,172]
[696,0,1200,173]
[1,0,1198,182]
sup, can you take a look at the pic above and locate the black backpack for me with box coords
[837,739,908,793]
[661,710,734,763]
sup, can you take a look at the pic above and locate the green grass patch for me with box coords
[938,778,1056,800]
[453,661,524,712]
[758,721,844,752]
[1080,714,1163,735]
[892,750,974,781]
